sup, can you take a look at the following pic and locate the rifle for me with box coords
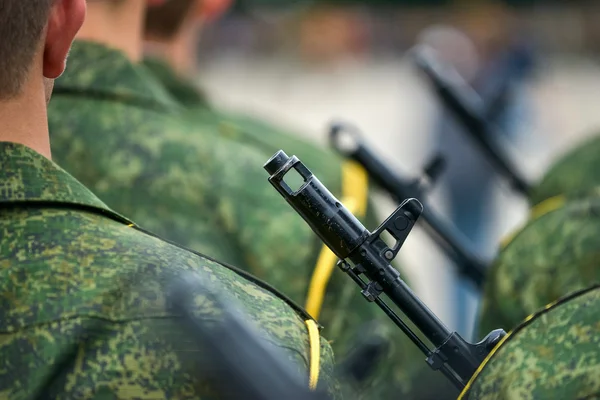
[169,272,331,400]
[412,45,531,196]
[329,123,488,289]
[482,41,537,126]
[264,150,506,391]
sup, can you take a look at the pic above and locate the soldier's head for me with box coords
[145,0,232,41]
[78,0,166,62]
[0,0,85,102]
[144,0,233,74]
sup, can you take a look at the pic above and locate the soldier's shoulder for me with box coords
[481,193,600,331]
[0,207,322,399]
[466,285,600,400]
[0,206,311,329]
[530,134,600,205]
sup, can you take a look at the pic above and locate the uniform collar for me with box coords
[0,142,133,225]
[54,40,180,113]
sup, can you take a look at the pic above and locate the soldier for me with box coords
[478,187,600,335]
[143,0,348,194]
[0,0,339,397]
[141,1,456,399]
[49,0,332,310]
[465,284,600,400]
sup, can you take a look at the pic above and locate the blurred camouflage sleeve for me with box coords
[478,191,600,335]
[0,316,329,399]
[465,285,600,400]
[529,134,600,205]
[0,318,212,399]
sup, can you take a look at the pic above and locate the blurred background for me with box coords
[192,0,600,338]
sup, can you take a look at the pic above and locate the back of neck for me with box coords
[77,0,145,62]
[0,69,51,160]
[144,19,203,77]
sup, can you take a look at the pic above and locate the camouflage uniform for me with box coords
[142,57,344,195]
[0,141,338,398]
[463,285,600,400]
[142,57,457,400]
[530,135,600,206]
[478,188,600,336]
[50,40,321,302]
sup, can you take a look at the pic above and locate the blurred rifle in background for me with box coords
[329,123,488,289]
[412,45,532,197]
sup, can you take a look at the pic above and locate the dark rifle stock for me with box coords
[329,123,488,289]
[169,273,331,400]
[264,150,506,391]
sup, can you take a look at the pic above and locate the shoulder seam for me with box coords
[0,201,316,324]
[133,225,318,324]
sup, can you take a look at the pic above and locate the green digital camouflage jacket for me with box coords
[142,57,344,192]
[0,141,338,399]
[478,189,600,336]
[142,57,458,400]
[463,285,600,400]
[50,40,323,305]
[530,134,600,206]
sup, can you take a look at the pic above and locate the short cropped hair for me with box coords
[145,0,195,39]
[0,0,53,99]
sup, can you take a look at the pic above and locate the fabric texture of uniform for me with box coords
[0,142,339,399]
[478,189,600,335]
[530,134,600,206]
[464,285,600,400]
[142,57,457,400]
[50,40,325,304]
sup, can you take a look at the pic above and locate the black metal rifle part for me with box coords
[264,150,506,391]
[412,45,531,196]
[483,41,537,127]
[169,272,331,400]
[330,123,488,289]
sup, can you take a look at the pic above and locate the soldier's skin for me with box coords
[478,188,600,336]
[141,2,457,398]
[464,284,600,400]
[529,134,600,206]
[0,0,339,397]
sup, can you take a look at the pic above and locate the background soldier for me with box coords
[0,0,338,397]
[49,0,340,309]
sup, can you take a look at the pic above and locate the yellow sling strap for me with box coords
[304,319,321,390]
[499,194,566,250]
[304,161,369,320]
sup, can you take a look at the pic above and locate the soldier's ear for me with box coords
[43,0,86,79]
[197,0,234,23]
